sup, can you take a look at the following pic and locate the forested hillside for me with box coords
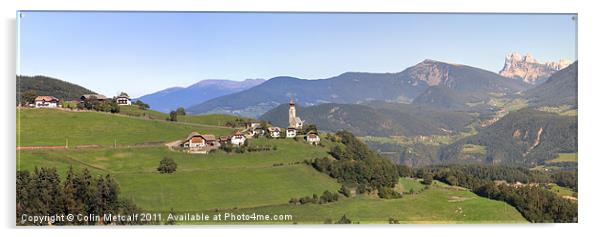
[17,75,96,101]
[440,109,577,166]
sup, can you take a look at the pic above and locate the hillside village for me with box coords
[24,91,321,154]
[172,97,320,154]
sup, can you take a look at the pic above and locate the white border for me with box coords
[2,1,601,237]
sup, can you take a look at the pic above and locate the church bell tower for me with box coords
[289,97,296,128]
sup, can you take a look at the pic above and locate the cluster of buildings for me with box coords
[178,131,247,154]
[31,92,131,108]
[179,97,321,153]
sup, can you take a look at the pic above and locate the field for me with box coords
[17,108,528,224]
[397,178,426,193]
[545,183,576,199]
[547,153,578,163]
[18,136,340,212]
[461,144,487,155]
[17,108,234,146]
[221,182,527,224]
[118,105,246,127]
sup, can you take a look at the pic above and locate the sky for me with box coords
[17,12,577,97]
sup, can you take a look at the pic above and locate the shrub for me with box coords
[157,157,177,174]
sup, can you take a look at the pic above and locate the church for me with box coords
[288,97,304,129]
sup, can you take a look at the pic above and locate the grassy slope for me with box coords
[119,105,246,127]
[223,181,527,224]
[18,138,340,212]
[17,109,234,146]
[397,178,426,193]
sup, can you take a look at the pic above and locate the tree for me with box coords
[175,107,186,116]
[339,185,351,197]
[336,214,351,224]
[134,100,150,110]
[301,124,318,134]
[397,165,412,178]
[423,173,434,185]
[168,111,178,122]
[20,90,37,105]
[157,157,178,174]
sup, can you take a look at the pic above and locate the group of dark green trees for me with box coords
[289,190,340,205]
[79,96,120,113]
[16,167,147,225]
[311,131,400,197]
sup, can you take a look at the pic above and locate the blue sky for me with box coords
[17,12,577,97]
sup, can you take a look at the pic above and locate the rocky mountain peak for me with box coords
[499,52,571,84]
[406,59,453,86]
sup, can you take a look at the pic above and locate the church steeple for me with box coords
[288,96,297,128]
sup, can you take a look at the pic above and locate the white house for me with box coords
[305,132,320,145]
[286,127,297,138]
[115,92,131,106]
[34,96,59,108]
[230,131,246,146]
[268,127,281,138]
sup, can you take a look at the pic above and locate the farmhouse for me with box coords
[305,132,320,145]
[115,92,131,106]
[34,96,59,108]
[230,131,246,146]
[181,132,220,153]
[81,94,108,101]
[268,127,281,138]
[286,127,297,138]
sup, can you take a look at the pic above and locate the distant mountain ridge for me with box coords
[499,52,572,84]
[525,61,577,107]
[260,102,475,137]
[17,75,96,101]
[188,59,529,117]
[136,79,265,113]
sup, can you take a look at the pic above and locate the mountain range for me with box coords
[187,59,529,117]
[135,79,265,113]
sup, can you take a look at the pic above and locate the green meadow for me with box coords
[118,105,245,127]
[222,180,527,224]
[18,136,340,212]
[547,152,578,163]
[17,108,234,146]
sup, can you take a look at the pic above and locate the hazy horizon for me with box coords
[17,12,577,97]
